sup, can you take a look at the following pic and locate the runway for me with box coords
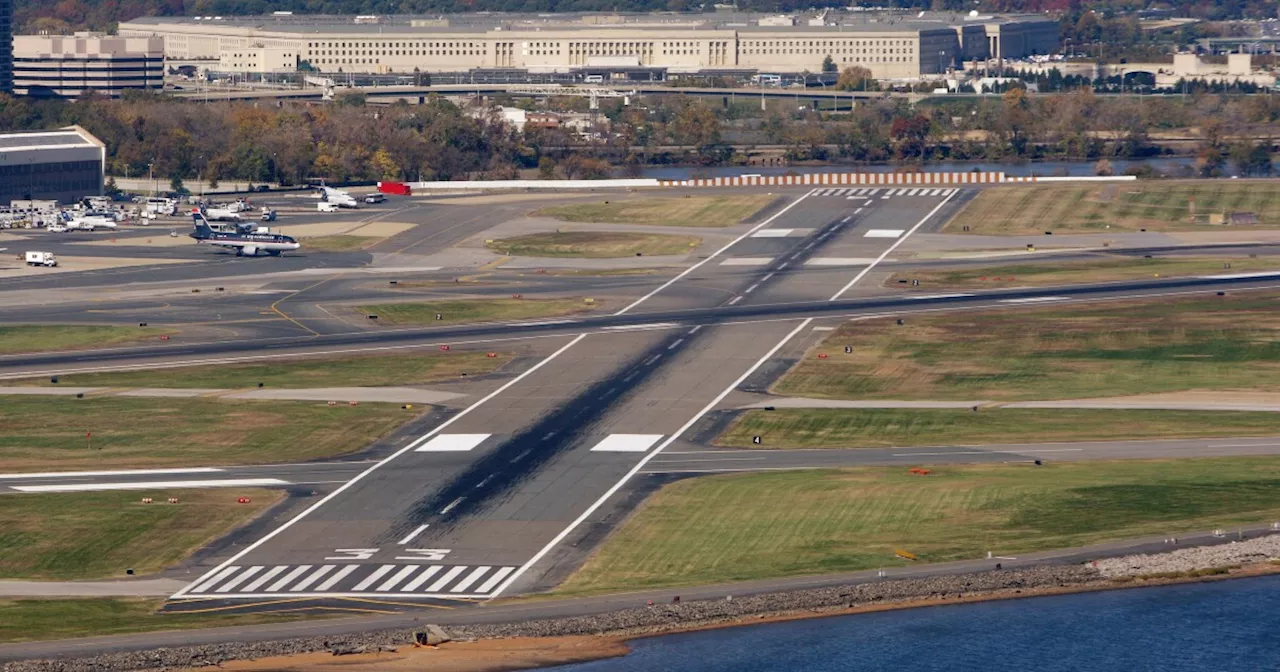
[6,185,1280,620]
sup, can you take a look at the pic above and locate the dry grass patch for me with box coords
[534,194,776,228]
[776,292,1280,401]
[946,182,1280,234]
[557,458,1280,594]
[0,489,282,580]
[357,298,598,325]
[486,231,701,258]
[886,256,1280,291]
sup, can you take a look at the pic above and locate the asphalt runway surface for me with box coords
[6,185,1280,630]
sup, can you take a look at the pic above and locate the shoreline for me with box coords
[3,535,1279,672]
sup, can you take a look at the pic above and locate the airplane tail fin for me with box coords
[191,209,214,238]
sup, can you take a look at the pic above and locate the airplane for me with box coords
[316,186,360,208]
[189,211,300,256]
[67,215,118,231]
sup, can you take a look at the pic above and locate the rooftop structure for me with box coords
[12,33,164,98]
[119,11,1058,80]
[0,126,104,204]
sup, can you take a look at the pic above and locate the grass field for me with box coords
[716,409,1280,449]
[300,235,380,252]
[775,293,1280,401]
[486,232,702,258]
[557,458,1280,594]
[18,351,509,388]
[0,489,281,580]
[0,598,321,643]
[0,325,163,355]
[0,396,412,471]
[357,298,597,325]
[945,182,1280,234]
[886,256,1279,291]
[534,195,776,228]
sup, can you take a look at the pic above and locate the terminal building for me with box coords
[0,126,105,204]
[12,33,164,98]
[119,11,1058,80]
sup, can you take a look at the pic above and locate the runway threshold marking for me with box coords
[829,189,959,302]
[613,189,815,315]
[414,434,491,452]
[11,478,289,493]
[489,317,815,599]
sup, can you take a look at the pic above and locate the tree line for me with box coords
[0,87,1273,187]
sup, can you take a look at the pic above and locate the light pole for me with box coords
[148,161,155,196]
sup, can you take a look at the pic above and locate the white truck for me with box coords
[317,202,340,213]
[205,207,244,222]
[25,251,57,267]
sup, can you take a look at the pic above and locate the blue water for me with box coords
[544,576,1280,671]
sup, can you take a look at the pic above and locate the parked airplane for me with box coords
[67,215,118,231]
[190,211,300,256]
[317,186,359,208]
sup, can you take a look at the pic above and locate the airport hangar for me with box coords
[119,11,1058,81]
[0,126,104,204]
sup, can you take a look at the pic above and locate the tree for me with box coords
[537,156,556,179]
[104,175,120,197]
[837,66,874,91]
[822,55,837,73]
[169,175,187,195]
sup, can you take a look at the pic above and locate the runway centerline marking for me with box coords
[614,189,814,315]
[398,524,430,545]
[829,189,958,301]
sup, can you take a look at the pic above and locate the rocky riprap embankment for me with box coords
[1093,534,1280,579]
[1,565,1099,672]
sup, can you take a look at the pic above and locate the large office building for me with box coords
[12,33,164,98]
[0,0,13,93]
[0,126,104,204]
[119,11,1058,80]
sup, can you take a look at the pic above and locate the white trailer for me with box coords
[25,251,57,267]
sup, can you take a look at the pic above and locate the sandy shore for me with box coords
[218,636,628,672]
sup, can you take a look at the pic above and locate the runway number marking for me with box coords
[326,548,378,561]
[395,548,452,562]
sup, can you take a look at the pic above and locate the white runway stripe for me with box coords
[242,565,288,592]
[907,188,920,196]
[590,434,664,452]
[749,229,793,238]
[402,565,443,591]
[316,564,359,591]
[190,566,240,593]
[0,467,223,480]
[867,189,880,195]
[426,566,467,592]
[215,566,262,593]
[290,565,336,591]
[377,565,421,592]
[352,564,397,591]
[266,565,312,592]
[476,566,515,593]
[719,257,773,266]
[864,229,905,238]
[451,566,491,593]
[12,478,289,493]
[1001,296,1068,304]
[415,434,490,452]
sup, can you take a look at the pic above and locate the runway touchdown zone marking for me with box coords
[590,434,665,453]
[415,434,492,452]
[864,229,905,239]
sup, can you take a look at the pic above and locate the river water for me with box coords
[543,575,1280,671]
[635,157,1218,179]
